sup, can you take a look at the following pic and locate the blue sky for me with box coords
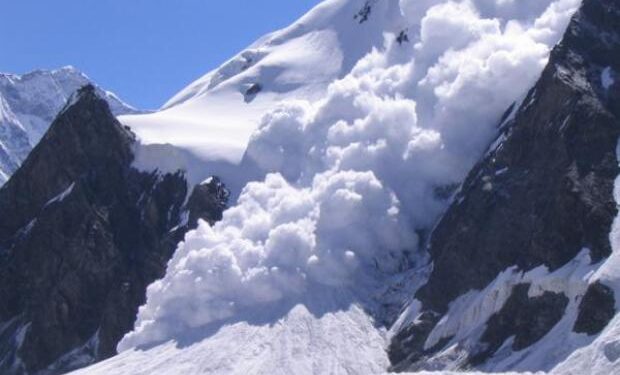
[0,0,320,109]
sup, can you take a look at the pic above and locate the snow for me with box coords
[408,249,602,372]
[202,176,214,185]
[0,318,31,372]
[44,182,75,207]
[19,218,37,237]
[74,0,583,374]
[45,330,102,374]
[0,94,32,178]
[550,314,620,375]
[125,89,273,165]
[122,0,406,189]
[123,0,580,348]
[119,171,416,351]
[74,290,390,375]
[124,0,579,199]
[423,267,522,352]
[602,66,615,91]
[397,372,537,375]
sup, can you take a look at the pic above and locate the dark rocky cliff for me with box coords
[0,86,228,374]
[390,0,620,370]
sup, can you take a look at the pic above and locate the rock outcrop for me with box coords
[573,281,616,335]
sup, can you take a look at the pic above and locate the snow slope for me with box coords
[0,66,137,184]
[73,0,585,374]
[121,0,406,191]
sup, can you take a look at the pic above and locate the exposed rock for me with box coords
[469,284,569,365]
[243,83,262,103]
[388,311,442,370]
[574,281,616,335]
[396,30,409,45]
[0,85,228,374]
[390,0,620,370]
[354,1,374,24]
[185,176,230,228]
[432,183,459,201]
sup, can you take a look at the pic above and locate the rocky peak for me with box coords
[390,0,620,370]
[0,85,228,374]
[0,85,133,243]
[0,68,139,186]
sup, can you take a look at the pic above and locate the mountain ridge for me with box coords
[0,66,138,185]
[4,0,619,374]
[0,85,228,374]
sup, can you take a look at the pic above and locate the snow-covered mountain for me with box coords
[0,66,137,184]
[1,0,619,374]
[74,0,620,374]
[119,0,412,194]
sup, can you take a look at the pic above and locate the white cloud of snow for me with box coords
[119,0,580,351]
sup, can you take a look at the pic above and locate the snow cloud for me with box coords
[119,0,580,351]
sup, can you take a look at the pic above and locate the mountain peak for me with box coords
[0,68,139,185]
[389,0,620,371]
[0,78,227,374]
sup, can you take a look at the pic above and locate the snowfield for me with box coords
[74,289,391,375]
[69,0,620,374]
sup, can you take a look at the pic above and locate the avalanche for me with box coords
[75,0,583,373]
[121,0,406,192]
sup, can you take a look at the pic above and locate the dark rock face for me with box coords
[0,86,228,374]
[388,311,442,367]
[469,284,569,365]
[390,0,620,370]
[354,0,374,23]
[243,83,262,103]
[186,176,230,228]
[574,281,616,335]
[396,30,409,45]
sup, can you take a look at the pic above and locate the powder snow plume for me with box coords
[119,0,579,351]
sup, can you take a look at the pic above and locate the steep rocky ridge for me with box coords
[0,86,227,374]
[390,0,620,371]
[0,67,138,185]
